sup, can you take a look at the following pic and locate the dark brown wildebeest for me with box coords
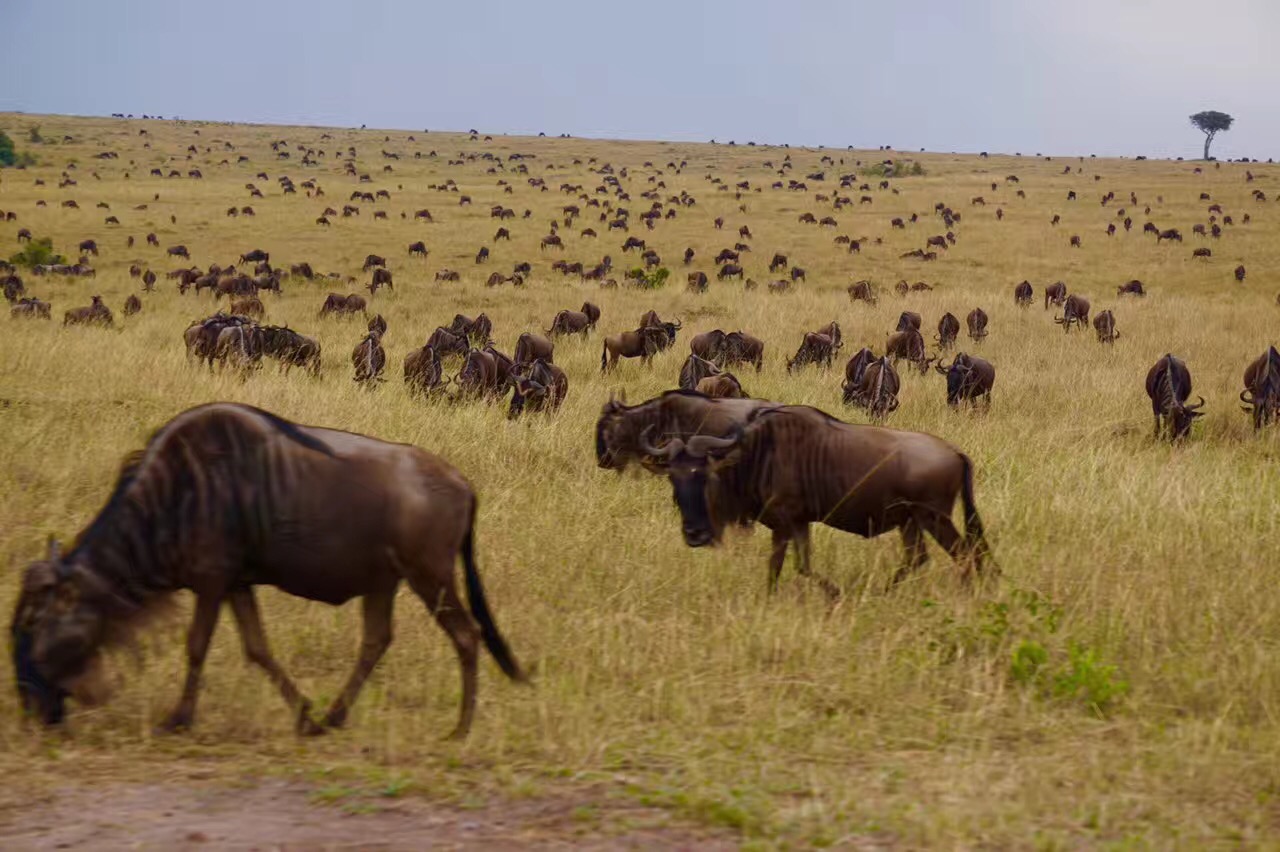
[435,269,460,282]
[683,247,695,265]
[768,279,791,294]
[847,356,900,418]
[2,275,24,302]
[446,313,491,347]
[1014,280,1033,307]
[413,208,434,221]
[601,325,670,372]
[896,311,922,332]
[769,253,788,272]
[319,293,367,317]
[122,295,142,316]
[786,333,840,372]
[17,228,32,243]
[966,308,989,342]
[1146,354,1204,440]
[723,331,765,372]
[546,308,594,337]
[352,331,386,385]
[937,353,995,408]
[636,405,990,590]
[791,267,806,282]
[508,359,568,418]
[213,323,265,372]
[885,328,932,373]
[540,234,563,250]
[368,268,393,294]
[454,348,503,399]
[1156,229,1182,243]
[368,314,388,337]
[1240,346,1280,430]
[1044,281,1067,310]
[514,332,554,366]
[409,241,428,257]
[714,248,739,265]
[895,279,911,296]
[257,326,319,376]
[78,239,98,256]
[425,327,470,361]
[1236,265,1247,283]
[581,301,602,326]
[690,329,728,364]
[841,347,876,404]
[10,403,525,734]
[231,296,264,319]
[142,269,157,291]
[1192,247,1212,259]
[848,280,877,305]
[475,247,490,264]
[147,233,159,247]
[687,270,709,292]
[404,344,445,396]
[12,297,51,319]
[239,249,269,265]
[718,263,744,280]
[1070,235,1082,248]
[1117,279,1145,297]
[696,373,745,398]
[494,227,510,242]
[1054,294,1090,332]
[363,254,386,271]
[680,354,722,390]
[167,245,190,259]
[936,312,960,349]
[63,296,113,327]
[1093,309,1119,344]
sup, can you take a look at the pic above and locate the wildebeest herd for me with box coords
[5,114,1278,737]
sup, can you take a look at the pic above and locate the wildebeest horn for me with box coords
[685,429,742,457]
[1241,389,1256,404]
[671,319,683,329]
[935,358,951,373]
[1184,396,1206,411]
[639,425,682,459]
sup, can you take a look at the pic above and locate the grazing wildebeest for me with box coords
[683,247,695,265]
[896,311,922,332]
[352,331,386,385]
[1117,280,1145,297]
[937,353,995,408]
[231,296,264,319]
[1044,281,1067,309]
[435,269,460,282]
[637,405,990,589]
[696,372,745,398]
[966,308,989,342]
[142,269,157,291]
[936,312,960,349]
[319,293,367,317]
[786,333,839,372]
[1192,248,1212,259]
[454,348,504,399]
[546,309,594,337]
[408,241,428,257]
[446,313,492,347]
[63,296,113,327]
[841,347,876,404]
[1014,280,1033,307]
[368,268,393,294]
[769,253,788,272]
[885,328,932,373]
[717,263,744,280]
[78,239,98,256]
[11,298,51,320]
[508,359,568,418]
[540,234,563,250]
[494,227,510,242]
[368,314,388,338]
[1093,309,1119,344]
[714,249,739,265]
[258,326,321,375]
[1146,354,1204,440]
[847,356,900,418]
[514,332,555,366]
[848,280,877,304]
[239,249,269,265]
[679,354,722,390]
[122,295,142,316]
[362,254,386,271]
[690,329,728,364]
[404,344,445,396]
[1235,265,1247,283]
[167,245,189,259]
[723,331,765,372]
[687,270,709,292]
[1054,294,1090,332]
[213,323,265,372]
[424,327,470,361]
[1241,346,1280,430]
[1157,229,1182,243]
[10,404,525,735]
[475,247,490,264]
[601,325,670,372]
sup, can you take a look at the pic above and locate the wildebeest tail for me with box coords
[960,454,990,560]
[460,498,528,682]
[600,340,608,372]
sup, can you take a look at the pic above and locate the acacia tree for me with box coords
[1190,111,1234,160]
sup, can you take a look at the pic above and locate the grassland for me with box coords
[3,112,1280,846]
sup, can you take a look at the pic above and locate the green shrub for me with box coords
[863,159,927,178]
[9,237,65,268]
[0,132,13,167]
[629,267,670,290]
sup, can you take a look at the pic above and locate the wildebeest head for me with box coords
[937,354,979,406]
[638,427,742,547]
[11,539,118,725]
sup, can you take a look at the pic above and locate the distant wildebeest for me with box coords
[368,268,394,294]
[1069,235,1082,248]
[896,311,922,332]
[1093,309,1119,344]
[1054,294,1090,332]
[683,247,695,265]
[966,308,989,342]
[11,298,51,320]
[167,245,190,259]
[1235,265,1247,283]
[722,330,765,372]
[786,332,840,372]
[1014,280,1033,307]
[230,296,264,319]
[546,307,596,337]
[319,293,367,317]
[1146,354,1204,441]
[540,234,563,250]
[514,332,555,366]
[435,269,460,282]
[687,271,709,292]
[122,295,142,316]
[1156,229,1182,243]
[769,253,788,272]
[937,353,995,408]
[1044,281,1067,309]
[717,263,744,280]
[259,326,321,375]
[508,359,568,418]
[475,247,490,264]
[1117,280,1145,297]
[78,239,98,256]
[1241,346,1280,430]
[633,405,991,590]
[10,403,525,735]
[408,241,428,257]
[403,344,445,396]
[63,295,113,327]
[239,249,269,265]
[362,254,386,271]
[352,331,386,385]
[936,312,960,349]
[848,280,877,305]
[841,347,876,404]
[1192,247,1212,259]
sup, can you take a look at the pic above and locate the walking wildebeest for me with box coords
[936,312,960,349]
[723,331,765,372]
[1146,355,1204,440]
[966,308,989,342]
[1241,346,1280,430]
[1014,280,1033,307]
[63,296,113,327]
[937,353,995,408]
[1117,280,1145,297]
[508,359,568,418]
[636,405,990,590]
[1044,281,1067,309]
[601,325,670,372]
[10,404,526,735]
[1054,294,1090,332]
[1093,310,1119,343]
[11,298,51,320]
[513,332,555,366]
[786,333,839,372]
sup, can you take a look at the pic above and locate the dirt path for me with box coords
[0,780,735,850]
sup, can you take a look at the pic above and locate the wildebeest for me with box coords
[63,296,113,327]
[213,323,264,372]
[514,332,555,366]
[840,347,876,404]
[408,241,428,257]
[936,312,960,349]
[690,329,728,365]
[966,308,989,342]
[230,296,264,319]
[896,311,922,332]
[1240,346,1280,430]
[1146,354,1204,440]
[722,331,765,372]
[847,356,900,418]
[636,405,990,589]
[368,268,393,294]
[319,293,367,317]
[435,269,460,282]
[78,239,98,256]
[454,348,504,399]
[426,327,471,360]
[122,295,142,316]
[362,254,386,271]
[1235,265,1247,283]
[508,359,568,418]
[352,331,386,385]
[1014,280,1033,307]
[1044,281,1067,309]
[404,344,445,396]
[1156,229,1182,243]
[848,280,877,304]
[786,333,840,372]
[937,353,995,408]
[1054,294,1090,332]
[546,308,595,337]
[717,263,744,280]
[679,354,722,390]
[1093,309,1119,344]
[695,373,745,398]
[1117,280,1145,297]
[259,326,321,375]
[601,325,670,372]
[11,297,51,320]
[10,404,525,735]
[1192,247,1212,259]
[239,249,269,265]
[687,271,709,292]
[885,328,932,373]
[769,253,788,272]
[167,245,190,259]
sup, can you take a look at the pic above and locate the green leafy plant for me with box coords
[629,267,670,290]
[9,237,65,268]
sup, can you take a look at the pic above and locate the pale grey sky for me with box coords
[2,0,1276,159]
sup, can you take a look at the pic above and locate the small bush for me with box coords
[629,267,670,290]
[0,131,13,167]
[27,125,42,144]
[863,159,927,178]
[10,238,66,268]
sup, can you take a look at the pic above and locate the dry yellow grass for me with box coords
[3,112,1280,846]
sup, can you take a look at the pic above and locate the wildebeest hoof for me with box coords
[156,711,193,734]
[296,702,326,737]
[321,706,348,729]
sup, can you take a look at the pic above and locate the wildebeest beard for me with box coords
[12,629,66,724]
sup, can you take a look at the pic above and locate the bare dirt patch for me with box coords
[0,780,735,851]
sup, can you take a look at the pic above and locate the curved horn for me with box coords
[1185,396,1206,411]
[1241,389,1256,404]
[671,319,683,329]
[685,430,742,458]
[639,425,682,459]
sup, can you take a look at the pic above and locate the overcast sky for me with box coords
[3,0,1276,160]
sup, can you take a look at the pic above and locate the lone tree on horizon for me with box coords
[1190,110,1234,160]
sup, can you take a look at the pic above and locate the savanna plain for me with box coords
[2,113,1280,848]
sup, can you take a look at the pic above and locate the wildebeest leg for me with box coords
[321,588,396,730]
[158,593,221,732]
[228,589,321,735]
[767,529,790,594]
[918,511,973,584]
[793,526,840,599]
[892,518,928,586]
[406,575,480,740]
